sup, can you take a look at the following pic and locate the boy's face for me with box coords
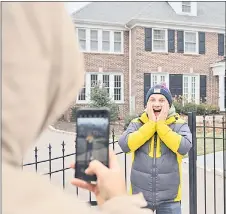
[148,94,169,117]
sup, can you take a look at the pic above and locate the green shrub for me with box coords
[173,101,183,114]
[123,114,138,130]
[89,84,119,122]
[182,103,197,115]
[174,102,220,116]
[206,104,220,115]
[71,106,78,122]
[196,103,207,115]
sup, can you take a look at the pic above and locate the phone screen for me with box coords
[75,114,109,182]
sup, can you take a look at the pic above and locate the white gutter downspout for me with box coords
[125,24,132,114]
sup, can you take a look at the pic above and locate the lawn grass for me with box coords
[196,132,224,156]
[111,132,225,157]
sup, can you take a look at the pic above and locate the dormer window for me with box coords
[182,1,191,13]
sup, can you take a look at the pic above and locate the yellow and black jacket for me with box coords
[118,105,192,208]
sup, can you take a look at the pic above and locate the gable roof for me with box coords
[72,2,225,28]
[72,2,150,25]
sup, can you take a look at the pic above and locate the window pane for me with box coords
[91,30,98,40]
[78,87,86,101]
[182,2,191,12]
[78,29,86,40]
[153,30,165,40]
[160,76,165,84]
[114,32,121,42]
[191,76,196,102]
[185,43,196,52]
[114,75,122,101]
[80,40,86,50]
[182,5,191,12]
[114,42,121,52]
[91,75,98,87]
[103,75,110,87]
[183,77,189,102]
[114,89,121,101]
[103,75,110,95]
[185,32,196,42]
[91,41,98,51]
[182,1,191,6]
[102,41,110,51]
[153,40,165,51]
[78,29,86,50]
[103,31,110,41]
[114,75,121,87]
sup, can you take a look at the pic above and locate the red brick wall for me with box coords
[132,26,224,113]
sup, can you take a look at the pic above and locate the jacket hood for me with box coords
[2,3,85,167]
[167,104,177,119]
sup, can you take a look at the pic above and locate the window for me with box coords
[90,30,98,51]
[102,31,110,52]
[183,75,200,104]
[78,29,86,51]
[78,85,86,101]
[77,73,124,103]
[103,75,110,95]
[182,1,191,13]
[77,28,123,53]
[151,73,169,88]
[152,29,167,52]
[114,32,122,52]
[114,75,122,101]
[184,31,198,53]
[90,74,98,95]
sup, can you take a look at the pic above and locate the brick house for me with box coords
[68,1,225,120]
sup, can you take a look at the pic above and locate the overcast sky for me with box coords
[64,2,90,15]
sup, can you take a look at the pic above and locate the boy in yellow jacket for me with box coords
[119,84,192,214]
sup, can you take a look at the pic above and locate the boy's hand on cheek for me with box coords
[157,103,169,122]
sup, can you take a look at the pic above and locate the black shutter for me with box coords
[144,73,151,107]
[145,28,152,51]
[168,29,175,53]
[169,74,183,99]
[218,34,224,56]
[177,31,184,53]
[199,32,205,54]
[200,75,207,103]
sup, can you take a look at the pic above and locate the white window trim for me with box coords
[183,74,200,104]
[152,28,168,53]
[76,28,124,54]
[150,73,169,88]
[76,72,124,104]
[184,31,199,54]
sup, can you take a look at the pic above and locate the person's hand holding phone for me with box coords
[70,150,127,206]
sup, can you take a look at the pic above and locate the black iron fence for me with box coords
[22,130,126,206]
[188,112,226,214]
[22,113,226,213]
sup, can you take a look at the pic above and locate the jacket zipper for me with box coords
[152,133,157,207]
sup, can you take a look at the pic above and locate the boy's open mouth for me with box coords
[153,109,161,113]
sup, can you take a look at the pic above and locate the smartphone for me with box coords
[75,107,110,183]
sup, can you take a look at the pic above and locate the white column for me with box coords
[219,74,225,111]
